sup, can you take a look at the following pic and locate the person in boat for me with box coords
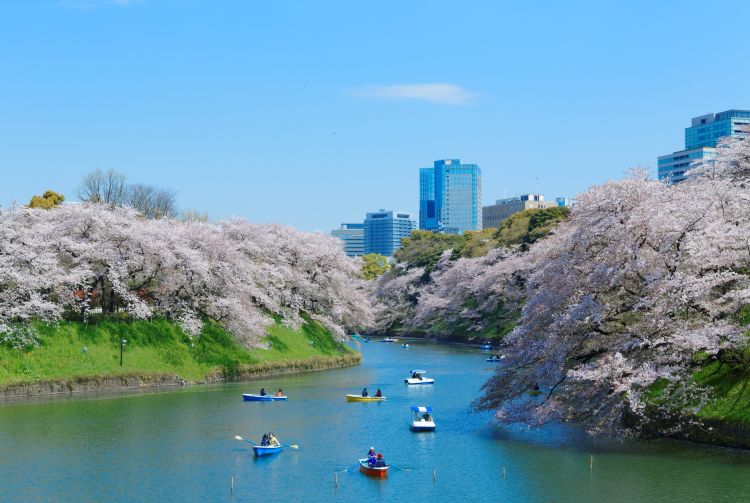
[367,447,376,466]
[422,412,432,421]
[411,371,417,379]
[260,388,267,396]
[361,388,369,397]
[375,389,382,398]
[375,453,386,468]
[275,389,283,397]
[260,434,269,446]
[532,383,540,391]
[268,432,280,447]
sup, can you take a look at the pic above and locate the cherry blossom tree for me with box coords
[479,134,750,435]
[0,203,371,347]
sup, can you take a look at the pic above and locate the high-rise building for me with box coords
[658,110,750,184]
[419,167,436,231]
[331,223,365,257]
[419,159,481,234]
[364,210,415,256]
[556,197,575,207]
[482,194,556,229]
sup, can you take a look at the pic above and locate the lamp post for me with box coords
[120,339,127,367]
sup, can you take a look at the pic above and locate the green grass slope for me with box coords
[0,315,354,387]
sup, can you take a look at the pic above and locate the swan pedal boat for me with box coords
[358,458,389,477]
[346,394,386,402]
[410,406,436,431]
[242,394,287,401]
[405,370,434,385]
[252,445,283,456]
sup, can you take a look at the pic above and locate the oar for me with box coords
[234,435,257,445]
[336,463,361,473]
[389,462,413,472]
[235,435,299,449]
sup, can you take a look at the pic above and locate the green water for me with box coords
[1,342,750,502]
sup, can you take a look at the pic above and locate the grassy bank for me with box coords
[0,315,356,389]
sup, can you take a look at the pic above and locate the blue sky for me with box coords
[1,0,749,231]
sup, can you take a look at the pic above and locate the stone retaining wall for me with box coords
[0,352,362,399]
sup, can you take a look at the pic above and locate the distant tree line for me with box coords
[77,169,178,219]
[27,169,207,221]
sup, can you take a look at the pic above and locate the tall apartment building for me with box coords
[658,110,750,184]
[331,223,365,257]
[482,194,556,229]
[419,159,481,234]
[364,210,416,256]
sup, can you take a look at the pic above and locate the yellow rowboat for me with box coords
[346,394,386,402]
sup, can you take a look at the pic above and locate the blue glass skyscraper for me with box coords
[364,210,416,256]
[419,168,436,230]
[659,110,750,184]
[419,159,481,234]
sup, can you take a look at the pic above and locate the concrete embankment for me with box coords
[0,353,361,399]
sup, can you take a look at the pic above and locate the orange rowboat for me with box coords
[358,458,389,478]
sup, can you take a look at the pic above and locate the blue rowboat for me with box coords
[242,394,287,401]
[252,445,283,457]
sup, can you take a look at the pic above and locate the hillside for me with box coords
[0,315,358,394]
[371,206,569,341]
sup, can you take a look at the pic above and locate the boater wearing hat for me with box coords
[375,453,386,468]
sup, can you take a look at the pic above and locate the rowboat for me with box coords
[410,406,436,431]
[486,356,502,362]
[346,394,386,402]
[480,343,492,350]
[381,337,398,343]
[358,458,389,478]
[401,344,411,349]
[242,394,288,401]
[405,370,434,385]
[252,445,283,457]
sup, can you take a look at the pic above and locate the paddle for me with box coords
[335,463,361,473]
[389,462,413,472]
[234,435,299,449]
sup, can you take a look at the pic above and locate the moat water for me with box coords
[2,341,750,502]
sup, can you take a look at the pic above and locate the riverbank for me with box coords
[0,316,360,398]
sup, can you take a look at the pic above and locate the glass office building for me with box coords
[659,110,750,184]
[331,223,365,257]
[419,159,482,234]
[419,167,437,230]
[658,147,717,184]
[685,110,750,150]
[364,210,416,256]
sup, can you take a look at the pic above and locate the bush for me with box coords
[0,325,40,351]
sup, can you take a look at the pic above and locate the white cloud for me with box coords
[348,83,475,105]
